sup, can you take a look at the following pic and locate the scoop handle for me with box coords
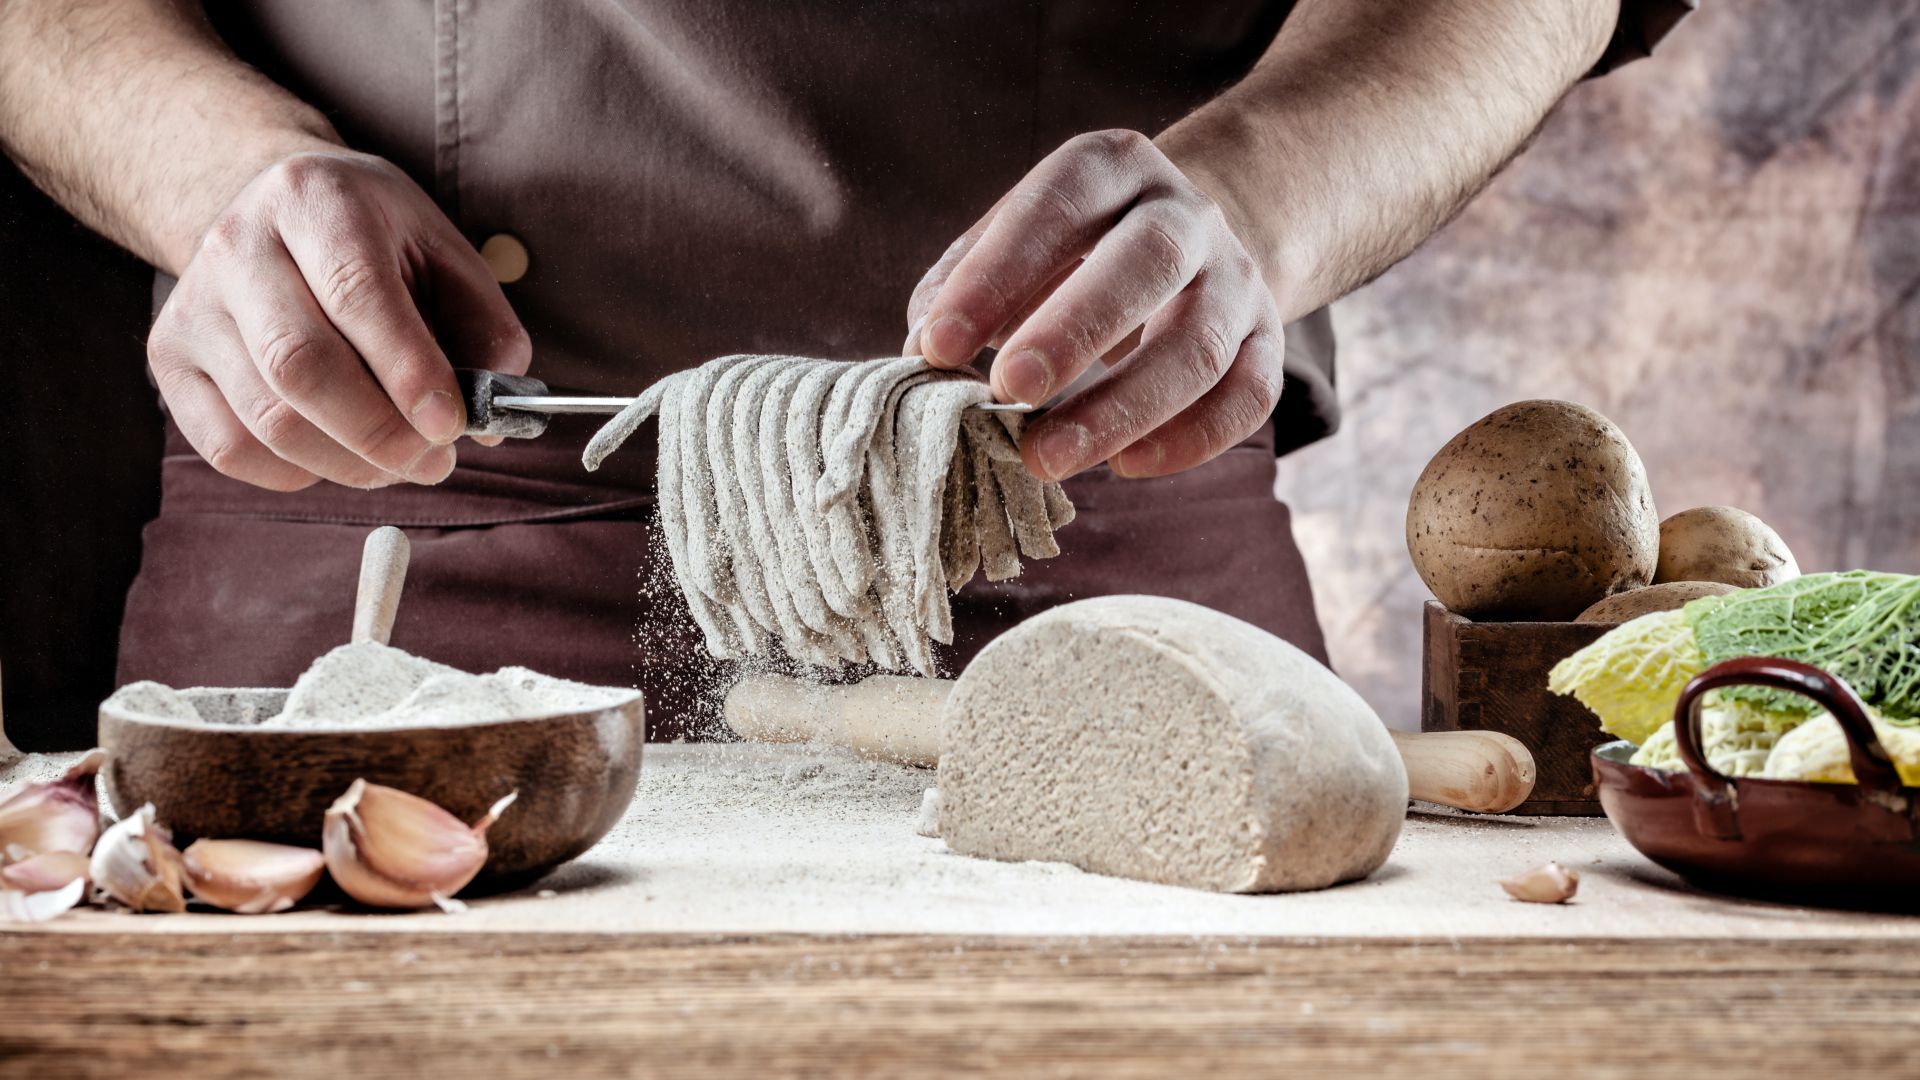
[351,526,411,646]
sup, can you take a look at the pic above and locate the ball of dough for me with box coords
[1573,581,1738,624]
[1406,400,1659,621]
[1654,506,1799,589]
[938,596,1407,893]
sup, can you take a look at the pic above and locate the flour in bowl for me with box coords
[102,643,634,729]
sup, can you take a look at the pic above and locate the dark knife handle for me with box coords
[457,368,552,439]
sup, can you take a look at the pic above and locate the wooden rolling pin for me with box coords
[724,674,1536,814]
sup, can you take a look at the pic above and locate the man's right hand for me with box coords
[147,150,531,491]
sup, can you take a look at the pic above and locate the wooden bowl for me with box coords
[98,687,645,882]
[1592,657,1920,906]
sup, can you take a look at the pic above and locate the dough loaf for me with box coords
[938,596,1407,893]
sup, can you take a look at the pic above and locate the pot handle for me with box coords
[1671,656,1903,840]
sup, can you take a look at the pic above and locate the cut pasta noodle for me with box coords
[583,355,1075,675]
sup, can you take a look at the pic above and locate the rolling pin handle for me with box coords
[351,526,411,646]
[1391,729,1537,814]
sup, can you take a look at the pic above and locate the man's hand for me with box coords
[909,0,1619,482]
[148,151,530,491]
[907,130,1284,482]
[0,2,536,492]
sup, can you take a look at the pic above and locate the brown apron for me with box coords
[118,1,1685,735]
[119,413,1320,736]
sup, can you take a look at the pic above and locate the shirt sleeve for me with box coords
[1590,0,1698,75]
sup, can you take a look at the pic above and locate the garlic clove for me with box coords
[1499,861,1581,904]
[182,839,326,914]
[0,877,87,923]
[0,749,105,861]
[89,804,186,913]
[322,780,516,911]
[0,850,90,893]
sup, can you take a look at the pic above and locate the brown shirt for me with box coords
[188,2,1690,465]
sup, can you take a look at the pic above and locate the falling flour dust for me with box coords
[582,355,1074,676]
[102,642,633,730]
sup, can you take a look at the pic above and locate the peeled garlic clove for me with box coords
[0,877,87,923]
[0,748,105,860]
[182,839,326,914]
[1499,861,1580,904]
[90,804,186,913]
[0,850,90,893]
[323,780,516,911]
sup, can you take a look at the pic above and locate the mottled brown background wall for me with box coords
[1281,0,1920,727]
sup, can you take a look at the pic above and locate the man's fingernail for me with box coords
[1034,423,1090,481]
[411,390,465,444]
[404,444,457,485]
[1000,349,1053,404]
[922,314,976,367]
[1110,438,1164,478]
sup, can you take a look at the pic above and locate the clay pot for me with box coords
[1593,657,1920,905]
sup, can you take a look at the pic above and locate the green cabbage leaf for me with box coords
[1629,696,1809,776]
[1547,609,1707,744]
[1685,570,1920,724]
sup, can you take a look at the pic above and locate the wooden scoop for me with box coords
[725,673,1536,814]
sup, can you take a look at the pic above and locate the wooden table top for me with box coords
[3,931,1918,1076]
[5,746,1918,1074]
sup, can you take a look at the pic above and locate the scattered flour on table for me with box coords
[0,747,89,788]
[99,642,632,729]
[0,747,104,809]
[513,742,1894,939]
[4,741,1904,938]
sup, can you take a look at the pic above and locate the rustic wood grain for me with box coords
[1421,601,1614,814]
[0,932,1914,1076]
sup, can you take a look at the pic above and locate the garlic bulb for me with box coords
[0,749,105,861]
[0,850,90,893]
[1499,861,1580,904]
[323,780,516,912]
[182,839,326,914]
[0,877,86,923]
[90,804,186,913]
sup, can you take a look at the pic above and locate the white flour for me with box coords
[100,643,632,730]
[581,355,1074,676]
[1,742,1903,939]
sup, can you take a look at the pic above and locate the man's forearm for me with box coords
[1159,0,1618,322]
[0,0,340,274]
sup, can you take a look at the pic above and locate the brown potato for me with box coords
[1406,400,1659,621]
[1574,581,1737,624]
[1654,506,1800,588]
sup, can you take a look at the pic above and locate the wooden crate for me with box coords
[1419,600,1616,815]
